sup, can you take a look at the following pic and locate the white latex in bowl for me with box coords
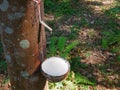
[41,57,69,76]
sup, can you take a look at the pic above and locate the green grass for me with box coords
[101,30,120,60]
[0,60,7,72]
[104,6,120,19]
[49,71,96,90]
[47,36,98,90]
[1,76,10,84]
[46,0,120,89]
[44,0,76,17]
[101,3,120,62]
[48,36,79,59]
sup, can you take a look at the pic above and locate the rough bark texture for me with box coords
[0,0,48,90]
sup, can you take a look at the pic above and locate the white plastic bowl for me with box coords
[41,57,70,82]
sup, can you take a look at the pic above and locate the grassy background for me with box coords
[45,0,120,90]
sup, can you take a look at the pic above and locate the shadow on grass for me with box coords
[45,0,120,89]
[105,6,120,16]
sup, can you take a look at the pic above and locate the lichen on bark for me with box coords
[0,0,48,90]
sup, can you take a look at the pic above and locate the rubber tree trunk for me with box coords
[0,0,48,90]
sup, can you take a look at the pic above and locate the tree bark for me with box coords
[0,0,48,90]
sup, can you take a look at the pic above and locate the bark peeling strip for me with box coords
[5,27,14,34]
[19,40,30,49]
[0,0,9,11]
